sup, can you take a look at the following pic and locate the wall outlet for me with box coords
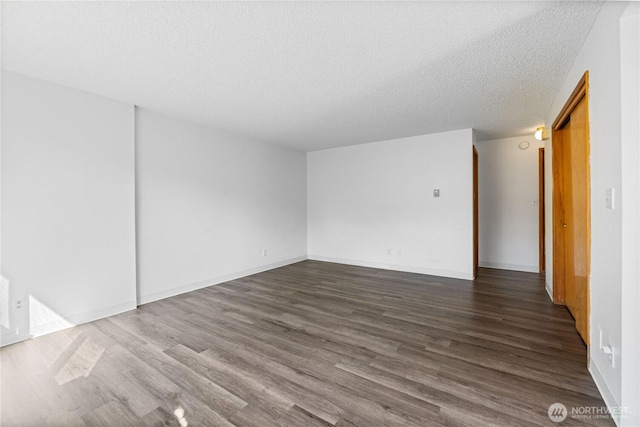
[605,188,615,209]
[433,189,440,198]
[387,249,392,256]
[603,344,615,368]
[609,346,615,368]
[262,249,267,257]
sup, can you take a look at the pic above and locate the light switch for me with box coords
[433,189,440,198]
[606,188,615,209]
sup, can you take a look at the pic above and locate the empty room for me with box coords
[1,1,639,426]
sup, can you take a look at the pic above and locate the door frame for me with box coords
[551,71,591,308]
[539,147,545,273]
[473,146,479,278]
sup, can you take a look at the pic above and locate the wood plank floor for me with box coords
[1,261,613,426]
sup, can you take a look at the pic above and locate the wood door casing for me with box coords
[473,146,479,278]
[539,148,545,273]
[552,71,591,345]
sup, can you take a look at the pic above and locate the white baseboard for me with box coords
[545,282,553,301]
[0,300,136,348]
[1,257,308,347]
[137,256,307,305]
[590,360,621,426]
[308,255,473,280]
[479,261,539,273]
[0,330,23,347]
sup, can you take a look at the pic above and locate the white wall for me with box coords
[476,136,544,272]
[135,108,307,304]
[1,71,136,346]
[308,129,474,280]
[544,2,638,423]
[619,3,640,426]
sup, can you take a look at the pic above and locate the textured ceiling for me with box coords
[1,1,602,151]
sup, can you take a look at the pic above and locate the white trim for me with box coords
[545,282,553,301]
[308,255,473,280]
[1,257,308,347]
[0,330,22,348]
[137,256,307,305]
[590,361,621,426]
[479,261,539,273]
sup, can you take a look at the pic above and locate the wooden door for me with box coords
[565,96,590,342]
[560,124,577,312]
[473,146,479,278]
[552,72,590,345]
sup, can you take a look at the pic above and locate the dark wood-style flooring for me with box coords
[1,261,612,426]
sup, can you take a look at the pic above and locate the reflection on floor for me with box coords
[1,261,612,426]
